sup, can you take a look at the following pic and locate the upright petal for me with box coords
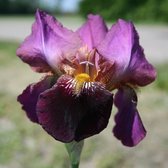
[16,10,51,72]
[97,19,133,75]
[113,87,146,147]
[77,14,108,50]
[36,75,113,142]
[17,75,56,123]
[17,9,82,72]
[97,19,156,86]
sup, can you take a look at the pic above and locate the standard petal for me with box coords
[17,75,56,123]
[113,87,146,147]
[36,75,113,142]
[97,19,133,75]
[17,9,82,72]
[77,14,108,50]
[97,19,156,86]
[16,10,52,72]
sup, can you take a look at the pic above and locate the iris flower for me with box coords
[17,10,156,147]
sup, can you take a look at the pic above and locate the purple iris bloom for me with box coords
[17,9,156,147]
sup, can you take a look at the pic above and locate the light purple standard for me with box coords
[17,9,156,147]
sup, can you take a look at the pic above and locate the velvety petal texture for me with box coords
[17,75,56,123]
[113,87,146,147]
[17,9,83,72]
[77,14,108,49]
[97,19,156,86]
[36,75,113,142]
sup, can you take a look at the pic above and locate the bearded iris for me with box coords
[17,9,156,147]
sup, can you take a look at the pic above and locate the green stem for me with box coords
[71,163,79,168]
[65,140,84,168]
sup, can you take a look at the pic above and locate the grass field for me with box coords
[0,41,168,168]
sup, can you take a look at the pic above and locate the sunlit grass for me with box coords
[155,64,168,91]
[96,153,124,168]
[0,41,19,66]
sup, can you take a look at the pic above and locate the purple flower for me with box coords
[17,9,156,147]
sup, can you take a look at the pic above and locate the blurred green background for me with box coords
[0,0,168,168]
[80,0,168,22]
[1,0,168,22]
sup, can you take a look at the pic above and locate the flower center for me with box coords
[74,61,97,81]
[75,73,91,83]
[73,73,91,95]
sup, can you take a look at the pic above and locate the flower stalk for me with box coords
[65,140,84,168]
